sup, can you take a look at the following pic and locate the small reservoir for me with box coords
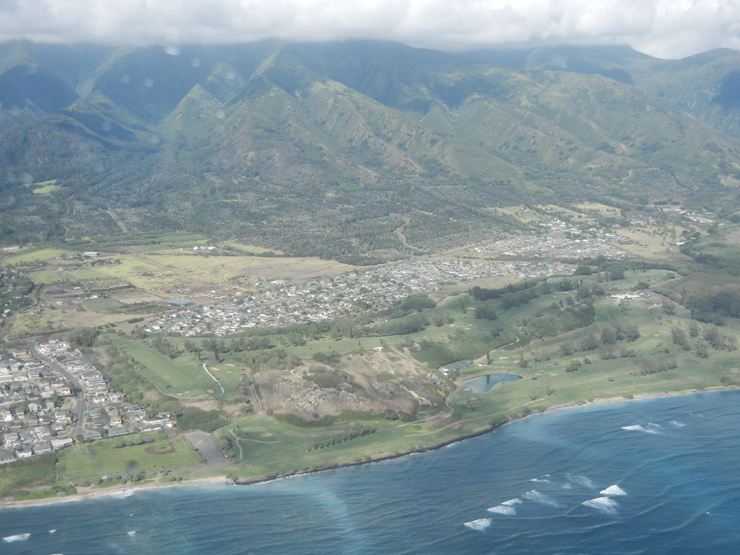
[463,373,522,393]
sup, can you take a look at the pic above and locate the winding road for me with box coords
[202,363,225,396]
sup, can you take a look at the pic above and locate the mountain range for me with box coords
[2,39,740,262]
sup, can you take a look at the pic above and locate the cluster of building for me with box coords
[0,345,75,462]
[657,205,715,225]
[0,340,174,464]
[473,234,631,260]
[144,258,573,336]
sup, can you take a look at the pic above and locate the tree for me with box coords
[671,327,690,349]
[559,341,575,357]
[579,334,598,352]
[566,359,582,372]
[204,338,220,361]
[620,324,640,342]
[431,310,452,327]
[601,327,618,345]
[71,327,100,348]
[695,340,710,359]
[517,351,528,368]
[688,321,700,337]
[474,303,497,321]
[397,293,436,313]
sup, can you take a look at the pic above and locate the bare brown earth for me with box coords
[253,349,446,420]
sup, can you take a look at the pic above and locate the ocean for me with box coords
[2,390,740,554]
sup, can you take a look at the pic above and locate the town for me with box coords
[1,340,174,464]
[145,258,577,336]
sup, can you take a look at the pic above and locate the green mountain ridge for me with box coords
[1,40,740,261]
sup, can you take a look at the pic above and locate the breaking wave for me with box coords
[600,485,627,496]
[488,505,516,515]
[530,474,551,483]
[622,425,662,435]
[670,421,686,428]
[128,531,136,537]
[502,498,521,506]
[583,497,619,514]
[464,519,492,531]
[568,475,597,489]
[524,490,560,507]
[3,533,30,543]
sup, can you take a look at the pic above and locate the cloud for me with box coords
[1,0,739,58]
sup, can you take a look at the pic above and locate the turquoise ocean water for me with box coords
[2,390,740,554]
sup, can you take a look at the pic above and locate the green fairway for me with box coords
[111,336,221,397]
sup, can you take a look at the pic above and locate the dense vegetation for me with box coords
[3,41,740,262]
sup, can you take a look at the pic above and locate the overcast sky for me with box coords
[1,0,740,59]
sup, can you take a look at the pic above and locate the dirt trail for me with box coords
[393,215,424,252]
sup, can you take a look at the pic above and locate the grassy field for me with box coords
[615,227,693,263]
[572,202,620,213]
[84,298,124,312]
[57,435,199,480]
[4,248,70,264]
[111,336,224,397]
[95,251,354,293]
[497,206,544,223]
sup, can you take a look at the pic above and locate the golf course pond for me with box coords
[462,373,522,393]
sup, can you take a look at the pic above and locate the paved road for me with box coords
[184,431,232,468]
[28,340,87,438]
[202,363,225,396]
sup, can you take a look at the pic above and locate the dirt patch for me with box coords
[261,433,274,437]
[181,399,220,411]
[144,443,176,456]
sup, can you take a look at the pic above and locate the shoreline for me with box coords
[2,385,737,510]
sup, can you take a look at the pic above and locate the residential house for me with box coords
[33,442,52,455]
[16,447,33,458]
[3,433,19,448]
[51,438,73,449]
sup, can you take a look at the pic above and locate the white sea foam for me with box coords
[3,533,30,543]
[488,504,517,515]
[530,474,551,483]
[110,490,136,499]
[622,424,661,435]
[128,531,136,537]
[600,485,627,496]
[569,475,597,489]
[464,519,492,531]
[524,490,560,507]
[583,497,619,514]
[501,498,521,506]
[670,421,686,428]
[49,529,56,534]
